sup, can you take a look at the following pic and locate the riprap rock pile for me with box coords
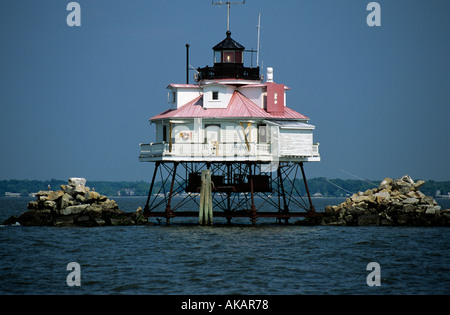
[321,175,449,226]
[4,177,147,227]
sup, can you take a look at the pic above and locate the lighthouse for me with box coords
[139,7,320,224]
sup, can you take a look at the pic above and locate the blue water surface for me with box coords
[1,197,449,295]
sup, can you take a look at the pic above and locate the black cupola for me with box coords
[213,31,245,64]
[196,31,260,82]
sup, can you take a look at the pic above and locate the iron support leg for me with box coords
[165,162,179,224]
[277,166,289,224]
[299,162,315,213]
[249,163,257,225]
[144,162,160,213]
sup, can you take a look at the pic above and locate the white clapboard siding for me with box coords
[279,129,313,156]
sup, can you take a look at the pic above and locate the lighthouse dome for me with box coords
[196,31,260,82]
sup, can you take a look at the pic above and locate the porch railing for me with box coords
[140,142,271,158]
[140,142,319,159]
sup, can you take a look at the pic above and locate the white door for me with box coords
[205,125,220,156]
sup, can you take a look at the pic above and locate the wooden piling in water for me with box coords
[199,169,213,225]
[199,171,205,224]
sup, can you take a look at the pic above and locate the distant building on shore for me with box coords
[118,188,136,196]
[435,190,450,199]
[4,192,21,197]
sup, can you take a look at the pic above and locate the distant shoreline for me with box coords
[2,195,450,200]
[1,178,449,199]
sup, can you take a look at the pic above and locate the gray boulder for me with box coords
[68,177,86,187]
[321,175,449,226]
[60,204,89,216]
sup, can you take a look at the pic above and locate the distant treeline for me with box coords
[0,179,150,197]
[1,178,449,198]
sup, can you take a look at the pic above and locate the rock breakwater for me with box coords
[320,175,449,226]
[3,177,148,227]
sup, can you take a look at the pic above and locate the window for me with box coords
[204,124,221,143]
[258,124,268,143]
[223,51,234,63]
[212,91,219,100]
[214,51,221,63]
[221,51,243,63]
[168,91,176,103]
[234,51,242,63]
[162,125,167,142]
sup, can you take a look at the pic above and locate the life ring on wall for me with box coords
[179,131,192,140]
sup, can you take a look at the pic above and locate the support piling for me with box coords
[199,169,213,225]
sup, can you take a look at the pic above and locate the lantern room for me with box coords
[196,31,260,82]
[213,30,244,64]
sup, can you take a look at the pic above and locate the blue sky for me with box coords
[0,0,449,181]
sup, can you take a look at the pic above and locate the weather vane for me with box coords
[212,0,246,32]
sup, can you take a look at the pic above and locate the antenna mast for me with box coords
[256,12,261,67]
[212,0,246,32]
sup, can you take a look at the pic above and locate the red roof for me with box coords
[167,84,201,89]
[150,91,309,121]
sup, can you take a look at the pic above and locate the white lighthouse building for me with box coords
[139,19,320,224]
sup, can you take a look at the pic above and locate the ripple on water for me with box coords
[0,217,449,294]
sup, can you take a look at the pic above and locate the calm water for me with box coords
[1,197,449,295]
